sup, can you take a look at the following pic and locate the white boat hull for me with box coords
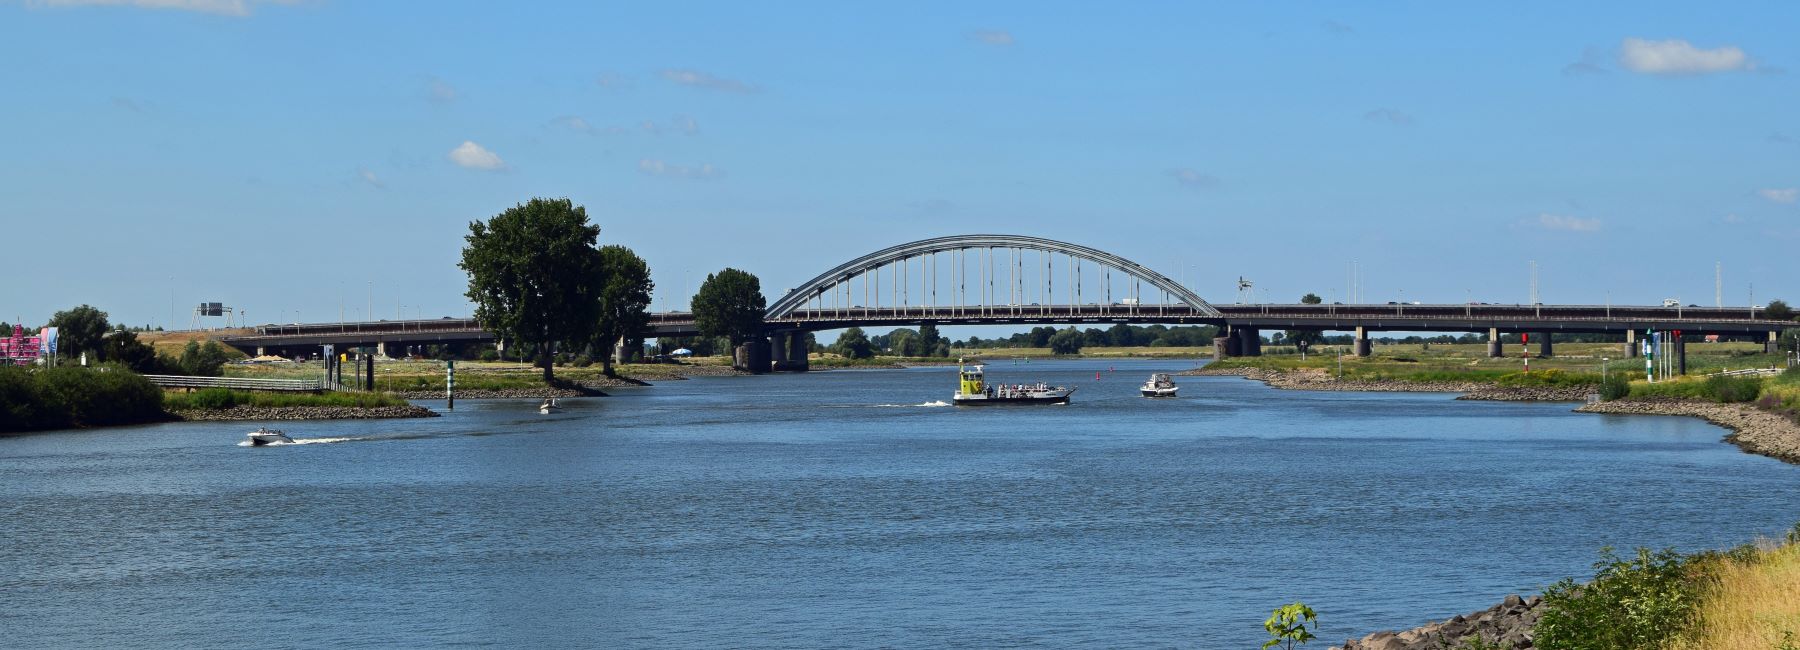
[1140,387,1180,397]
[247,433,292,445]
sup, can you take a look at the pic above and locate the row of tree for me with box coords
[4,305,230,376]
[460,197,769,379]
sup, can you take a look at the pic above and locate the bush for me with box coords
[477,349,499,362]
[1535,547,1705,649]
[187,388,239,410]
[1599,379,1631,401]
[1703,374,1762,403]
[0,365,166,432]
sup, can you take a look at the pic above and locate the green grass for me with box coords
[164,388,408,410]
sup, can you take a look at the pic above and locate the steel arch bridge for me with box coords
[764,234,1221,322]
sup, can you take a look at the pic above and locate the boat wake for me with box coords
[237,437,356,447]
[860,401,954,408]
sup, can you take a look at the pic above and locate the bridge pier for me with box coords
[255,346,266,357]
[787,333,810,371]
[1536,333,1552,359]
[1624,329,1638,358]
[1769,331,1781,355]
[1354,327,1371,357]
[1213,335,1236,359]
[1486,328,1501,358]
[1235,327,1261,357]
[734,341,772,374]
[376,341,387,359]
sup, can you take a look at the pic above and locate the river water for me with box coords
[4,359,1798,648]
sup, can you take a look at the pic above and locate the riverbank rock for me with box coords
[1182,367,1591,401]
[1577,398,1800,464]
[394,385,603,400]
[173,405,438,421]
[1332,594,1543,650]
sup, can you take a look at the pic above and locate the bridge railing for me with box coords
[143,375,324,392]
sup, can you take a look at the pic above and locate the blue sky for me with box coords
[2,1,1796,332]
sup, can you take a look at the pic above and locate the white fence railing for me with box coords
[143,375,323,392]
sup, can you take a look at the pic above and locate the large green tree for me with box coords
[1765,299,1793,322]
[48,305,110,360]
[1300,293,1323,305]
[102,329,164,374]
[593,245,654,375]
[918,323,944,357]
[693,268,766,348]
[833,327,873,359]
[460,197,605,382]
[1048,327,1084,355]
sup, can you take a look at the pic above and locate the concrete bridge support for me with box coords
[1624,329,1638,358]
[734,341,771,374]
[1770,331,1782,355]
[1235,327,1262,357]
[787,333,810,371]
[376,341,387,359]
[1213,335,1237,359]
[1536,333,1552,359]
[1354,326,1371,357]
[1486,328,1501,358]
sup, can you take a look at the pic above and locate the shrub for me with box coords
[0,365,166,432]
[477,349,499,362]
[1703,374,1762,403]
[187,388,239,410]
[1536,547,1704,649]
[1599,380,1631,401]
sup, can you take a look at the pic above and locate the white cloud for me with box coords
[1168,168,1220,189]
[672,114,699,135]
[552,115,593,134]
[970,29,1014,46]
[27,0,293,16]
[595,72,631,89]
[1363,108,1415,126]
[1760,188,1798,204]
[1723,213,1744,224]
[638,159,723,180]
[1619,38,1753,75]
[639,120,660,135]
[658,69,759,94]
[1537,213,1601,232]
[427,76,457,103]
[357,168,384,189]
[448,141,506,171]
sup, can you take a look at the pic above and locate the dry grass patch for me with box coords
[1677,541,1800,650]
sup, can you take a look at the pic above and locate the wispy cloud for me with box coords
[427,76,457,103]
[638,159,723,180]
[671,114,699,135]
[1759,188,1798,204]
[594,72,632,89]
[448,141,506,171]
[1167,168,1220,189]
[658,69,759,94]
[357,168,385,189]
[26,0,293,17]
[1619,38,1753,75]
[1562,47,1609,76]
[1363,108,1415,126]
[1771,132,1796,145]
[1537,213,1602,232]
[1321,20,1353,35]
[1723,213,1745,224]
[970,29,1014,46]
[552,115,593,134]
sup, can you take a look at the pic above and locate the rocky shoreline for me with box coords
[1183,367,1593,401]
[1577,398,1800,465]
[173,404,439,421]
[1332,594,1543,650]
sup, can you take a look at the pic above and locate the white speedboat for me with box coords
[1140,373,1179,397]
[246,427,293,445]
[539,398,563,414]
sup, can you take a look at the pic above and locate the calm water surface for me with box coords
[4,359,1798,648]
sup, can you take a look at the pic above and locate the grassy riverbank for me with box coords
[1207,341,1785,385]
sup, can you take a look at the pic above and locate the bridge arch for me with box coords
[765,234,1221,320]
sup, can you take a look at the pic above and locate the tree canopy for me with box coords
[48,305,109,359]
[833,327,873,359]
[1049,327,1084,355]
[593,245,654,374]
[693,268,766,346]
[460,197,605,382]
[1300,293,1323,305]
[1765,299,1793,322]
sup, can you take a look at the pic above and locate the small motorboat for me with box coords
[1140,373,1180,397]
[246,427,293,446]
[539,398,563,414]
